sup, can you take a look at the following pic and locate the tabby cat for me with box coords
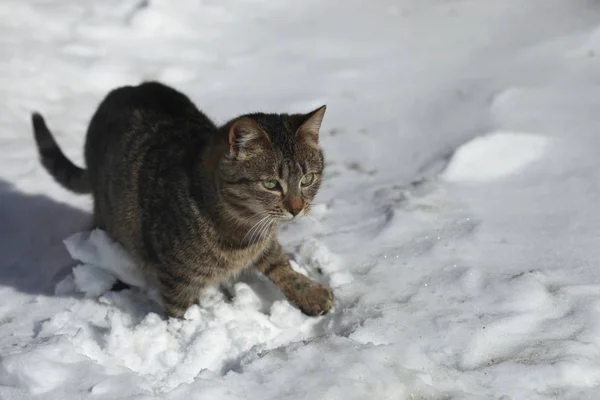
[32,81,333,317]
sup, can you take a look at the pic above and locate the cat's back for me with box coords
[116,81,199,120]
[85,81,216,168]
[85,82,217,257]
[90,81,208,129]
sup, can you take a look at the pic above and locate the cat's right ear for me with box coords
[296,105,326,147]
[228,118,270,158]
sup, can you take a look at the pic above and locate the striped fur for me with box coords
[31,113,90,194]
[31,81,333,317]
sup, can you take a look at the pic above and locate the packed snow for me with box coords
[442,131,548,183]
[3,0,600,399]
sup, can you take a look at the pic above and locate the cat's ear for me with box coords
[228,118,270,157]
[296,105,326,146]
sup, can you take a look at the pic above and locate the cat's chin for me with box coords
[280,214,295,222]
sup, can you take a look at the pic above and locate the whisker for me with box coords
[258,216,276,243]
[237,210,269,226]
[267,218,277,236]
[255,217,276,246]
[249,214,275,245]
[249,216,272,246]
[242,215,270,245]
[216,204,268,229]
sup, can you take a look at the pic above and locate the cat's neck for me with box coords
[215,213,277,249]
[211,184,278,249]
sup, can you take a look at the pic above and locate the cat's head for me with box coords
[219,105,326,226]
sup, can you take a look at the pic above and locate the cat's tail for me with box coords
[31,112,91,194]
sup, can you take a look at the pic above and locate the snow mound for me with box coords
[62,230,161,303]
[51,229,346,392]
[443,131,548,182]
[296,237,353,287]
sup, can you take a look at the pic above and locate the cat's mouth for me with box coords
[279,209,306,222]
[280,213,295,222]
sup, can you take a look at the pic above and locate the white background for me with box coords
[2,0,600,398]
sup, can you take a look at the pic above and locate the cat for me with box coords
[31,81,333,318]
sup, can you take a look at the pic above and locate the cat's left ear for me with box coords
[297,105,326,146]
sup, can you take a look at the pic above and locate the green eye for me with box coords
[300,173,314,186]
[263,180,278,190]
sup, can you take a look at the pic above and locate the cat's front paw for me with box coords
[294,282,334,316]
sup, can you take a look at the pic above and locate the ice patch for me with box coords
[443,131,548,182]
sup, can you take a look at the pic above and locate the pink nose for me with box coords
[287,198,304,216]
[289,207,302,216]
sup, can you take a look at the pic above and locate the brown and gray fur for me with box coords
[31,81,333,317]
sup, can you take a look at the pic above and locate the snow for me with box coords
[442,131,548,183]
[64,230,156,298]
[3,0,600,399]
[52,230,342,393]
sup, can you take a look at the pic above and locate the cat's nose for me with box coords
[286,198,304,216]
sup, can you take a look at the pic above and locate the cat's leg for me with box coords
[255,241,333,316]
[157,269,203,317]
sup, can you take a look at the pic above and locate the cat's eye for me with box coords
[300,173,315,187]
[263,179,278,190]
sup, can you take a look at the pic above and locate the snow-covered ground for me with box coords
[3,0,600,398]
